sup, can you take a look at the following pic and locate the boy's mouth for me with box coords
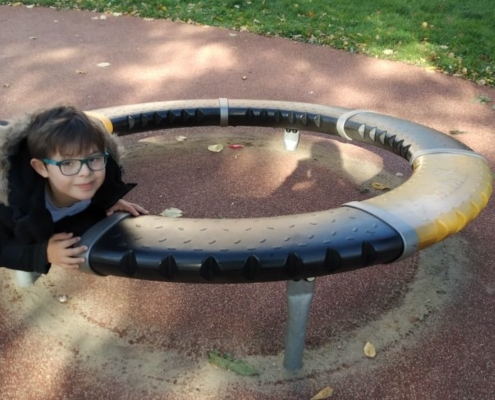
[75,182,94,190]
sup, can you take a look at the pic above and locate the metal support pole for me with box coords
[14,271,41,288]
[283,128,300,151]
[283,277,316,370]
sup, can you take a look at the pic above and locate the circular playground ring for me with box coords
[80,99,492,283]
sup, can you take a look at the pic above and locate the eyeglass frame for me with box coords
[42,151,109,176]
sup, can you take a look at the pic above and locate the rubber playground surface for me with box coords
[1,5,495,399]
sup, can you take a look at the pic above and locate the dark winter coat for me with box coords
[0,114,135,274]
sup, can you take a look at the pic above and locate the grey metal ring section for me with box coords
[219,98,229,127]
[79,99,490,282]
[344,201,419,261]
[409,148,488,165]
[336,109,374,141]
[78,212,131,274]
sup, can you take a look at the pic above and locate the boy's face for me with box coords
[30,149,106,207]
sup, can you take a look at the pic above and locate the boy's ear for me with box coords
[30,158,49,178]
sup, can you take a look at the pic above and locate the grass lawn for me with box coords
[3,0,494,87]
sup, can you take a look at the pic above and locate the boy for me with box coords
[0,105,148,274]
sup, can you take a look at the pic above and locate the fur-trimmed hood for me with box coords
[0,112,125,206]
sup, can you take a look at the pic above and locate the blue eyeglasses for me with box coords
[43,152,109,176]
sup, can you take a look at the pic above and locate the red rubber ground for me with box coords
[0,6,494,399]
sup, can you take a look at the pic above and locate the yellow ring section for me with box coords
[84,111,114,134]
[361,153,493,249]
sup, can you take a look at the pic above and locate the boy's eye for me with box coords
[60,160,76,168]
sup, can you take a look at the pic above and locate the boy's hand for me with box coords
[106,199,149,217]
[47,232,87,269]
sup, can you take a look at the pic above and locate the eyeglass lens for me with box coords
[60,155,107,175]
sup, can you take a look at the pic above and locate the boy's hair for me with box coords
[27,105,107,159]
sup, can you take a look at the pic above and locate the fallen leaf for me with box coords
[471,94,491,104]
[99,15,107,20]
[96,62,111,68]
[228,144,244,149]
[208,144,224,152]
[160,207,183,218]
[449,130,467,135]
[207,351,259,376]
[113,12,122,17]
[176,135,187,142]
[26,4,35,8]
[57,295,68,303]
[364,341,376,358]
[310,386,334,399]
[75,69,87,74]
[229,33,237,37]
[371,182,390,190]
[143,18,154,21]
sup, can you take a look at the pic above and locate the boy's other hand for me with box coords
[106,199,150,217]
[47,232,87,269]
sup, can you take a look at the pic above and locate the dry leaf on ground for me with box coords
[75,70,87,74]
[207,351,259,376]
[208,144,224,152]
[471,94,491,104]
[364,341,377,358]
[57,295,68,303]
[160,208,183,218]
[310,386,334,399]
[371,182,390,190]
[96,62,111,68]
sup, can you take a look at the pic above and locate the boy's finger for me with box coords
[69,246,88,256]
[51,232,73,241]
[136,205,150,214]
[63,236,82,247]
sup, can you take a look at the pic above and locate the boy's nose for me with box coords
[78,162,92,175]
